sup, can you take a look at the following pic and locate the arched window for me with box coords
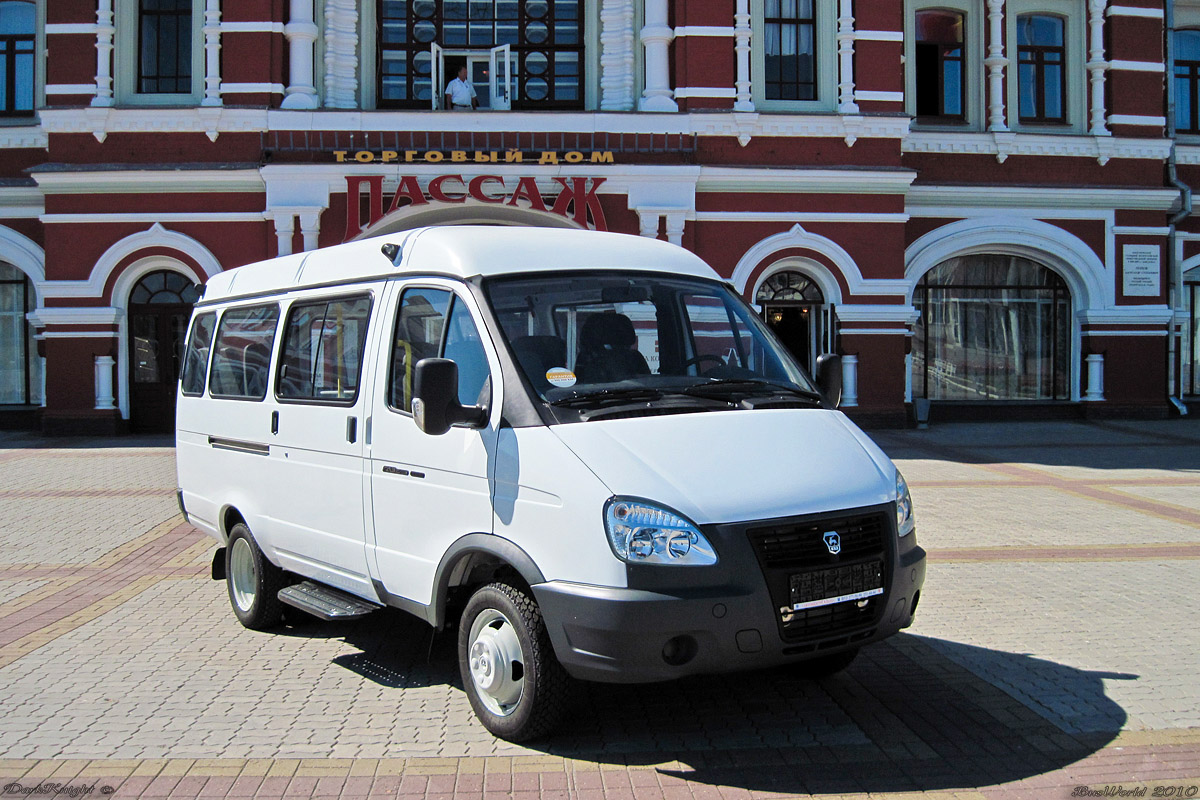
[1174,30,1200,134]
[756,271,825,304]
[0,1,35,116]
[129,270,200,305]
[0,262,40,405]
[913,255,1071,401]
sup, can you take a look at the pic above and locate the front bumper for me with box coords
[534,505,926,684]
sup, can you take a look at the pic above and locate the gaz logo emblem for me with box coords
[823,531,841,556]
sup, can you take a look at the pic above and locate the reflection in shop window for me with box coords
[0,262,40,406]
[912,255,1071,401]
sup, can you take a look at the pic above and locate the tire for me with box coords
[458,582,572,741]
[225,522,288,630]
[796,647,859,679]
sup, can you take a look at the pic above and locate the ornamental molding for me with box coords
[1077,308,1175,325]
[1173,145,1200,165]
[0,127,49,149]
[323,0,359,109]
[599,0,636,111]
[38,107,268,142]
[906,184,1179,212]
[690,112,911,146]
[0,225,46,304]
[902,131,1173,164]
[31,169,265,195]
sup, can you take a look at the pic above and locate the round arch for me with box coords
[731,224,858,303]
[750,257,840,307]
[0,225,46,308]
[94,223,222,301]
[357,201,583,239]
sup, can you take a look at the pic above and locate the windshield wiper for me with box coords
[549,388,666,408]
[678,379,823,402]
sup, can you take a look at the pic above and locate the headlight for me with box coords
[604,498,718,566]
[896,469,915,537]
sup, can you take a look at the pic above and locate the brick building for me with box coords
[0,0,1195,433]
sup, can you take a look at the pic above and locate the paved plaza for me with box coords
[0,419,1198,798]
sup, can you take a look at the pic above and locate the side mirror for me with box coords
[412,358,487,435]
[815,353,842,410]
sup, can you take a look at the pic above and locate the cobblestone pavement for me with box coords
[0,420,1198,798]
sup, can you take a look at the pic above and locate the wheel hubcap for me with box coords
[468,609,525,716]
[229,537,257,612]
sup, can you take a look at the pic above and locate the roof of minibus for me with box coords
[200,226,722,303]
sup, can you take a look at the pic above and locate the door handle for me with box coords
[271,410,279,435]
[346,416,358,444]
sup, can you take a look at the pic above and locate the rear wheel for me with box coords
[226,523,287,630]
[458,582,571,741]
[797,647,858,679]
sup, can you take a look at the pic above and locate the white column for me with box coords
[202,0,222,106]
[638,210,661,238]
[600,0,636,110]
[639,0,677,112]
[664,212,686,246]
[323,0,359,109]
[1084,353,1105,401]
[299,210,321,252]
[94,356,116,411]
[1087,0,1109,135]
[985,0,1007,131]
[282,0,320,109]
[92,0,115,107]
[837,0,858,113]
[274,214,296,256]
[841,354,859,407]
[734,0,754,112]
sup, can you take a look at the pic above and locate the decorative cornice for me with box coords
[38,108,268,143]
[906,184,1179,212]
[0,126,48,149]
[902,131,1173,164]
[697,167,916,195]
[30,169,265,195]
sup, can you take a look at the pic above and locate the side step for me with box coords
[278,581,382,621]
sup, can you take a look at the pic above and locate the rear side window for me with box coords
[180,313,216,396]
[209,304,280,400]
[389,288,451,412]
[277,295,372,404]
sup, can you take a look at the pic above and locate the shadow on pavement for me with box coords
[302,609,1132,793]
[0,431,175,450]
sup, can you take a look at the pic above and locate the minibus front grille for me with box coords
[746,511,890,643]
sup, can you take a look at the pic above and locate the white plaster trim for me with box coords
[39,331,119,339]
[1079,308,1175,325]
[906,184,1179,211]
[838,328,911,335]
[1175,145,1200,165]
[1083,330,1168,336]
[1107,114,1166,126]
[0,128,48,149]
[698,167,915,194]
[1106,5,1163,17]
[39,108,268,143]
[32,169,265,194]
[220,21,284,33]
[42,212,266,224]
[837,306,921,324]
[854,91,904,103]
[674,87,737,99]
[33,307,121,326]
[750,257,845,306]
[1108,60,1165,72]
[45,23,98,34]
[41,223,223,300]
[323,0,359,110]
[696,212,909,223]
[0,226,46,308]
[220,83,285,94]
[674,26,734,36]
[45,84,98,95]
[902,131,1173,164]
[854,30,903,42]
[1112,226,1171,236]
[600,0,637,111]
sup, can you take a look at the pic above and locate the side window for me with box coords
[389,288,451,412]
[277,295,372,404]
[443,297,492,408]
[209,304,280,400]
[179,312,215,396]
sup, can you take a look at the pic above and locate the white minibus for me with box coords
[175,226,926,740]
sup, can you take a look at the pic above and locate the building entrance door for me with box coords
[127,271,199,433]
[756,271,828,373]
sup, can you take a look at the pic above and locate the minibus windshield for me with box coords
[484,272,821,413]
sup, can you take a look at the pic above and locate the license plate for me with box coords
[789,561,883,611]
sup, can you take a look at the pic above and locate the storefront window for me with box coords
[378,0,582,110]
[0,262,40,405]
[913,255,1071,401]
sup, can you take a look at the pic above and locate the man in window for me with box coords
[445,65,478,111]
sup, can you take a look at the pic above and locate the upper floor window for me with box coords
[138,0,193,94]
[1016,13,1067,124]
[0,1,34,116]
[914,9,965,121]
[1175,29,1200,134]
[764,0,817,101]
[377,0,583,111]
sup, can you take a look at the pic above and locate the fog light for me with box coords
[661,635,698,666]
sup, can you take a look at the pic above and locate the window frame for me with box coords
[1005,0,1085,133]
[179,311,216,398]
[1174,28,1200,135]
[905,0,982,129]
[274,292,376,408]
[207,303,281,402]
[115,0,204,106]
[751,0,837,113]
[0,263,37,405]
[0,0,38,118]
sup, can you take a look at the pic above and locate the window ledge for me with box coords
[902,129,1172,164]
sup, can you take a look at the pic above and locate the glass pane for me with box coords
[180,312,215,395]
[0,2,35,35]
[132,314,161,384]
[915,10,963,44]
[1043,64,1063,118]
[314,297,371,400]
[1178,30,1200,62]
[1018,62,1036,118]
[0,277,23,403]
[943,58,963,115]
[442,298,491,408]
[209,304,280,400]
[391,289,451,411]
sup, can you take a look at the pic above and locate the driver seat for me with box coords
[574,313,651,383]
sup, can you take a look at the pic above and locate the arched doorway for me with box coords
[0,262,41,407]
[128,270,199,432]
[755,270,829,373]
[912,254,1071,401]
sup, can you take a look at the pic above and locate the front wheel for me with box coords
[458,582,572,741]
